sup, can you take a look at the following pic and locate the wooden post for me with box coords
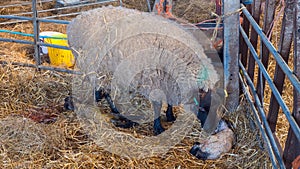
[283,0,300,168]
[256,0,276,100]
[223,0,240,111]
[216,0,222,15]
[240,4,251,67]
[247,0,262,80]
[268,0,294,133]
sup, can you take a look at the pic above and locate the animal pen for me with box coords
[0,0,299,168]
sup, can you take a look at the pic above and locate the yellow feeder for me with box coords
[40,31,75,68]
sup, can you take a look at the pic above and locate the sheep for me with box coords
[66,6,223,135]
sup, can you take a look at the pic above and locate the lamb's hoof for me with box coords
[111,119,138,128]
[64,96,74,111]
[111,113,139,128]
[95,89,104,102]
[166,105,176,122]
[166,114,176,122]
[190,142,210,160]
[166,117,176,122]
[154,125,165,135]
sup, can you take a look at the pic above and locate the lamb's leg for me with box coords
[152,100,165,135]
[166,104,176,122]
[64,95,74,111]
[95,88,138,128]
[95,88,118,113]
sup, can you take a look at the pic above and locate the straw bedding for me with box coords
[0,65,271,168]
[0,0,288,168]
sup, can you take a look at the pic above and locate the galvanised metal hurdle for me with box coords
[0,0,117,74]
[0,0,299,168]
[237,0,300,168]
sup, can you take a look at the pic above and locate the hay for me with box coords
[0,116,65,168]
[0,64,271,168]
[0,64,71,117]
[120,0,217,23]
[173,0,216,23]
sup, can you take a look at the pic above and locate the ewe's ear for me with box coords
[197,109,208,128]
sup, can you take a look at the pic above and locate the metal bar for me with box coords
[0,15,33,21]
[37,18,70,24]
[0,18,70,25]
[0,14,73,25]
[40,12,82,19]
[0,60,81,75]
[247,0,262,80]
[39,42,70,50]
[0,0,116,25]
[57,0,106,6]
[0,0,52,8]
[0,30,35,37]
[240,25,300,141]
[242,5,300,94]
[239,72,279,169]
[12,0,117,16]
[223,0,240,111]
[0,39,70,51]
[239,61,284,169]
[146,0,152,12]
[0,20,31,25]
[195,22,223,28]
[0,38,34,45]
[32,0,41,66]
[268,0,294,133]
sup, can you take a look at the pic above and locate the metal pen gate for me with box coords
[0,0,299,168]
[0,0,118,74]
[223,0,300,168]
[236,0,300,168]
